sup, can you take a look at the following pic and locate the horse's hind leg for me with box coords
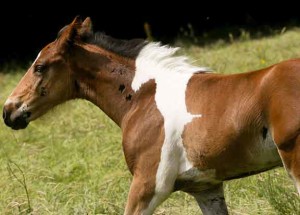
[274,132,300,195]
[267,94,300,194]
[266,67,300,195]
[190,183,229,215]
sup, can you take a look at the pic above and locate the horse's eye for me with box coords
[34,65,45,74]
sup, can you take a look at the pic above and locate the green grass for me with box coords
[1,27,300,214]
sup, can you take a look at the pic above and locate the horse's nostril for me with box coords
[15,101,22,109]
[23,112,31,118]
[3,108,12,127]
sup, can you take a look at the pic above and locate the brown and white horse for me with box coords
[2,16,300,214]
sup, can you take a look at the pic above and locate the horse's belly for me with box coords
[242,132,281,171]
[221,132,282,180]
[177,131,282,190]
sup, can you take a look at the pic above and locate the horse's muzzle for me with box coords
[2,107,30,130]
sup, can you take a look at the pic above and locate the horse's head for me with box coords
[3,16,93,130]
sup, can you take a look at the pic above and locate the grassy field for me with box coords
[1,27,300,214]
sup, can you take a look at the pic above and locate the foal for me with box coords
[3,16,300,214]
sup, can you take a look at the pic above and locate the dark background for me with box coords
[1,2,300,65]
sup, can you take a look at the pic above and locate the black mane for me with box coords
[85,32,148,59]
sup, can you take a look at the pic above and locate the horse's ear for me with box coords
[67,16,93,40]
[71,15,83,26]
[79,17,93,38]
[57,16,92,52]
[57,16,82,43]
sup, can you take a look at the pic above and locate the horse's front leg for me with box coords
[124,172,172,215]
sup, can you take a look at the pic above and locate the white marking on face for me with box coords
[32,51,41,65]
[133,43,209,213]
[4,52,41,106]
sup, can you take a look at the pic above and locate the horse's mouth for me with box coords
[3,110,31,130]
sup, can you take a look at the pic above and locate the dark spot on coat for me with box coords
[40,87,47,96]
[119,84,125,93]
[126,94,132,101]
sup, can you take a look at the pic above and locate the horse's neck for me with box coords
[72,45,136,126]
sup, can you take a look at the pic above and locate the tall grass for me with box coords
[1,27,300,214]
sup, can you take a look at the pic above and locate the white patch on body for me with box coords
[132,43,209,213]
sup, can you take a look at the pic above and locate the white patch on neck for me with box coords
[132,43,208,213]
[132,43,209,91]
